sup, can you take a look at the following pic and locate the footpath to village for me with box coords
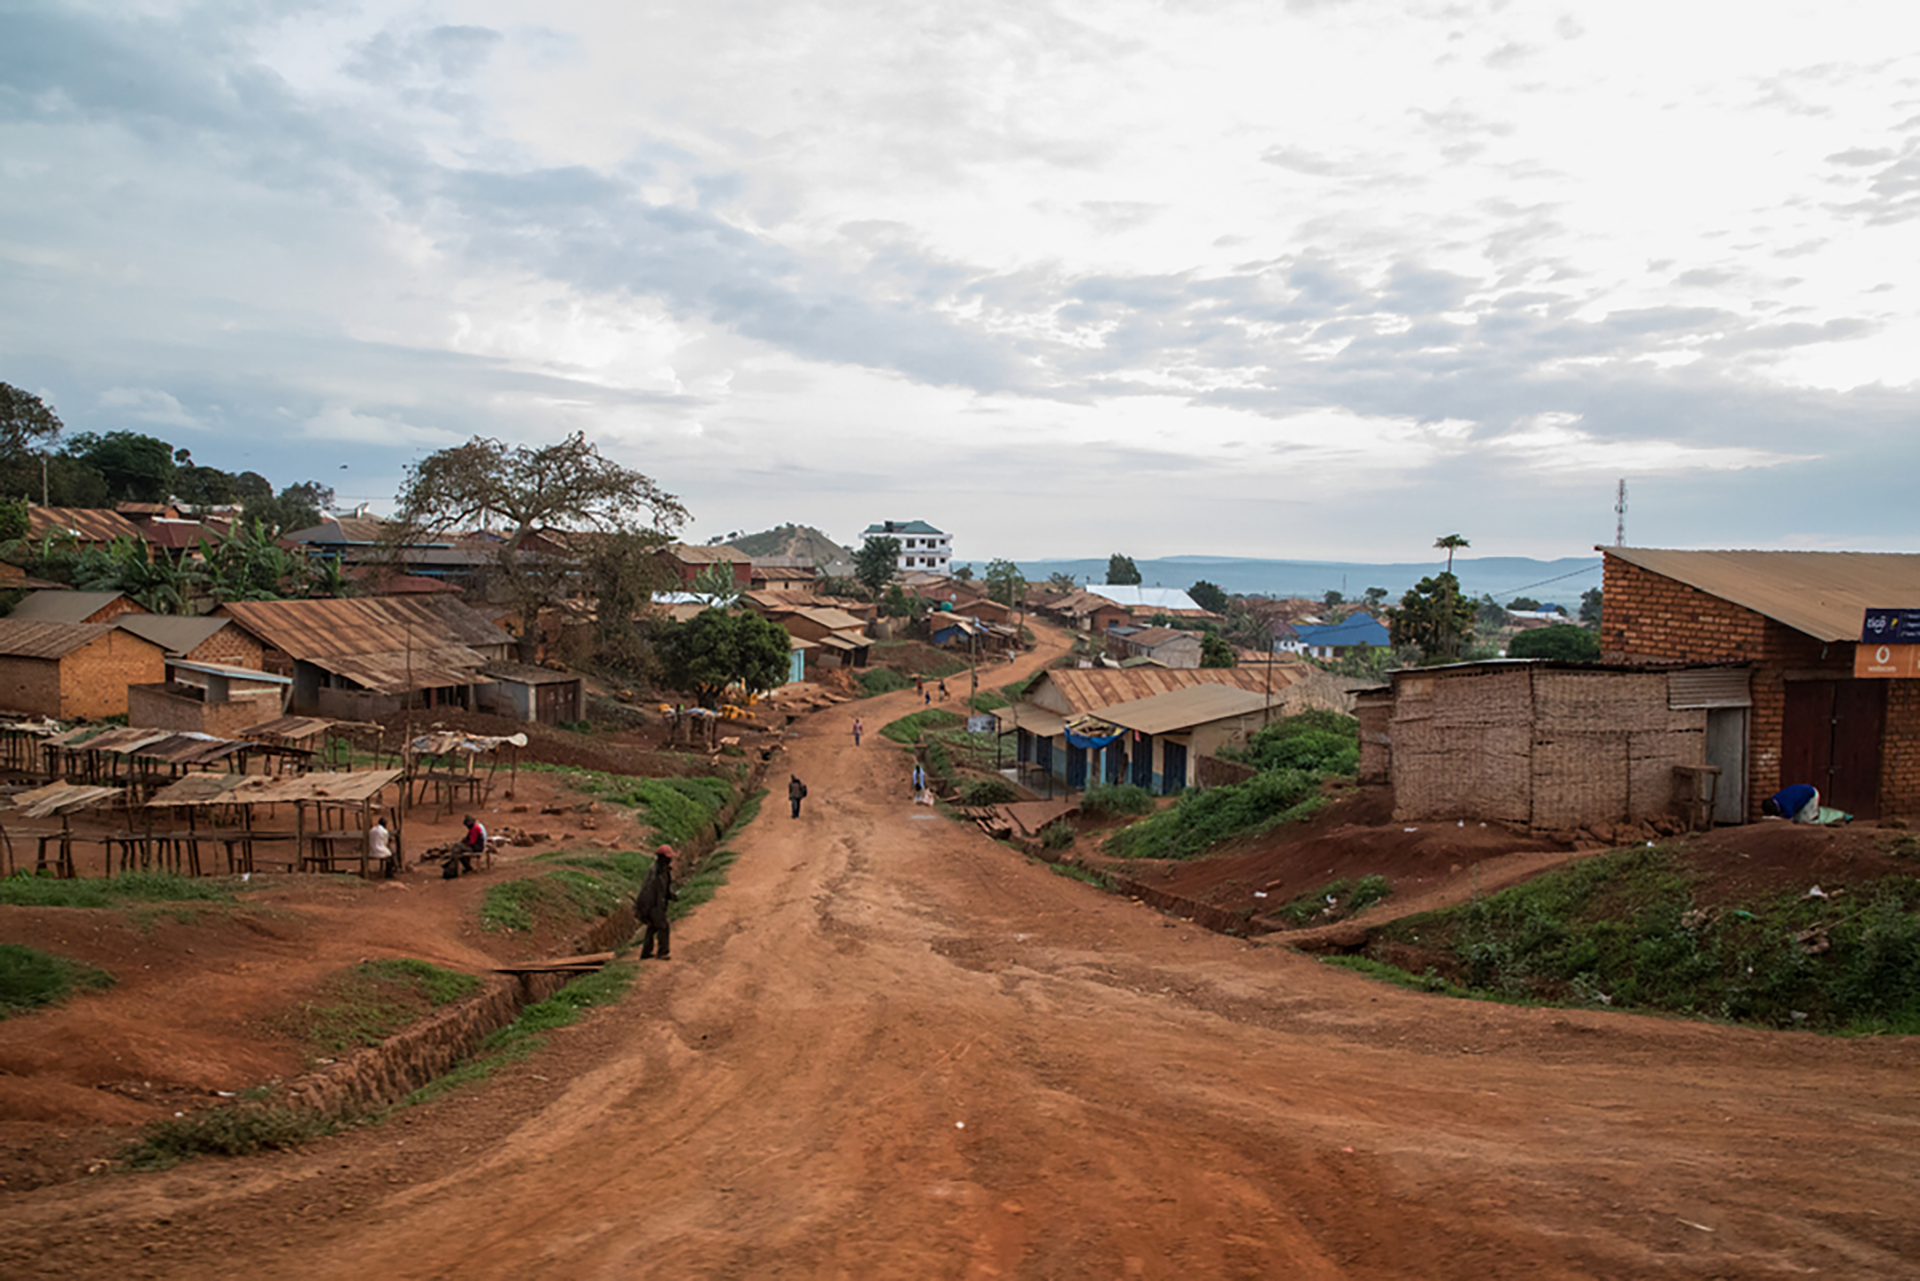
[6,630,1920,1280]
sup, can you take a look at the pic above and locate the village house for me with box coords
[657,543,754,590]
[1281,612,1391,660]
[9,589,147,627]
[112,613,265,669]
[1598,546,1920,821]
[215,596,515,718]
[127,657,291,738]
[0,619,166,720]
[26,506,145,553]
[863,520,951,573]
[1067,684,1278,793]
[747,603,870,669]
[1105,625,1203,669]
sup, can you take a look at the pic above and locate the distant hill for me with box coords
[723,524,850,565]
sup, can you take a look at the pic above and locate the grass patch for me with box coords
[1322,955,1480,999]
[1218,709,1360,776]
[1272,874,1392,928]
[0,870,235,909]
[485,850,656,934]
[1105,771,1323,860]
[968,691,1009,712]
[880,708,966,745]
[959,778,1018,806]
[1363,846,1920,1032]
[278,958,482,1055]
[1045,861,1114,890]
[0,943,114,1017]
[672,845,741,918]
[1080,782,1154,817]
[121,1107,338,1171]
[857,668,911,696]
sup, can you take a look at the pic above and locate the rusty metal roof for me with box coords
[240,714,371,741]
[1094,685,1276,735]
[665,543,748,564]
[5,781,123,818]
[481,661,581,686]
[314,646,493,694]
[145,768,405,808]
[217,596,509,661]
[9,591,131,624]
[1603,547,1920,643]
[1033,664,1304,716]
[0,619,123,660]
[28,507,144,544]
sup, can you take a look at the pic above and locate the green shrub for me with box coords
[1106,770,1322,860]
[968,691,1009,711]
[960,778,1019,806]
[122,1106,337,1170]
[1221,711,1360,776]
[1080,782,1154,817]
[0,943,114,1016]
[1047,862,1112,889]
[925,739,956,788]
[857,668,911,696]
[1039,820,1075,851]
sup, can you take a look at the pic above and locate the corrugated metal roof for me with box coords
[993,703,1068,737]
[665,543,749,563]
[240,715,367,741]
[767,606,869,630]
[217,597,509,661]
[1092,685,1278,735]
[316,646,493,694]
[0,619,121,660]
[1605,547,1920,643]
[1086,585,1200,612]
[1035,664,1303,716]
[146,768,405,808]
[113,614,230,654]
[168,659,289,684]
[481,661,582,686]
[10,591,130,624]
[5,781,122,818]
[27,507,143,544]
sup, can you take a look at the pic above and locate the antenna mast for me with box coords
[1614,479,1628,547]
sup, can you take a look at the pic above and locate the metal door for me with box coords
[1703,707,1747,824]
[1066,745,1087,789]
[1106,745,1127,784]
[1132,734,1154,789]
[1781,680,1885,818]
[1160,740,1187,794]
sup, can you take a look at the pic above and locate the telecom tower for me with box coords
[1614,479,1628,546]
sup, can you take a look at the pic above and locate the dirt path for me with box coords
[8,631,1920,1278]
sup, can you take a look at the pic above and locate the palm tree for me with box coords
[1434,533,1470,574]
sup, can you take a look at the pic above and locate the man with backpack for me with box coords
[789,773,808,819]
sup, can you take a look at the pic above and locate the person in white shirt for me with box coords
[368,815,395,878]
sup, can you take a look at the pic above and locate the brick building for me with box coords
[112,615,265,669]
[1600,547,1920,821]
[0,620,166,720]
[9,590,148,626]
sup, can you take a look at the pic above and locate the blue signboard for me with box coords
[1862,609,1920,643]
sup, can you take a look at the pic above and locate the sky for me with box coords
[3,0,1918,563]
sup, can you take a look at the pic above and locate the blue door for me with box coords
[1066,744,1086,789]
[1132,734,1154,789]
[1160,740,1187,794]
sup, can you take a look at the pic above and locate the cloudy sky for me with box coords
[4,0,1917,562]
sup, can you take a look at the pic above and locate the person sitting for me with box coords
[1762,783,1821,824]
[458,813,488,872]
[368,815,395,878]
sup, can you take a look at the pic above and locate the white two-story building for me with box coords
[863,520,951,573]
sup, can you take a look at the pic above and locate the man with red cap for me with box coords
[635,844,678,960]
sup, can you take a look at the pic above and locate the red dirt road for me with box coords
[8,647,1920,1277]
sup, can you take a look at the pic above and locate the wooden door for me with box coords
[1780,680,1885,818]
[1161,740,1187,794]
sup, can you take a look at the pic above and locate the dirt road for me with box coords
[9,644,1920,1278]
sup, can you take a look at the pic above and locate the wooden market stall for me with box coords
[143,768,406,877]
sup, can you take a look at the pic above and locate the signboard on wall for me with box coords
[1861,608,1920,644]
[1855,643,1920,678]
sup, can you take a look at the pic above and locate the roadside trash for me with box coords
[1806,885,1828,899]
[1790,1011,1808,1022]
[1253,891,1267,898]
[1403,827,1417,833]
[955,1121,965,1129]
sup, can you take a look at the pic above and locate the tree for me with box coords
[582,529,674,675]
[1046,571,1078,594]
[1388,572,1475,662]
[689,561,743,609]
[852,536,901,599]
[1475,593,1509,629]
[0,382,63,501]
[233,471,274,505]
[1106,553,1141,585]
[1200,632,1236,668]
[1363,586,1388,610]
[881,583,914,618]
[657,608,790,707]
[1322,589,1345,611]
[983,558,1027,609]
[42,455,108,507]
[193,521,303,603]
[953,564,974,583]
[1508,623,1602,662]
[245,480,335,536]
[67,431,177,503]
[0,499,26,543]
[176,463,238,508]
[1579,587,1603,627]
[396,433,686,660]
[1507,596,1542,612]
[1188,579,1229,614]
[1434,533,1470,573]
[71,535,186,614]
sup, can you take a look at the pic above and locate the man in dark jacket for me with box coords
[635,844,677,960]
[788,774,807,819]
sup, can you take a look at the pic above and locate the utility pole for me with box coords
[1615,479,1628,547]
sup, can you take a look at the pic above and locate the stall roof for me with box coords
[169,658,291,685]
[5,781,123,818]
[146,768,405,808]
[240,715,375,742]
[407,731,528,757]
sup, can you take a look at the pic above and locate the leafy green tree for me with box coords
[852,536,900,599]
[881,583,914,618]
[657,608,790,707]
[1507,595,1542,612]
[246,480,334,536]
[396,433,685,661]
[1363,586,1388,610]
[1106,553,1141,585]
[66,431,177,503]
[42,455,108,507]
[1507,623,1602,662]
[953,564,974,582]
[0,383,64,501]
[233,471,274,505]
[983,558,1027,609]
[0,499,27,543]
[1580,587,1603,627]
[689,561,743,609]
[583,529,674,675]
[1046,571,1078,593]
[1188,579,1229,614]
[1322,589,1345,611]
[1200,632,1236,668]
[1434,533,1470,573]
[1388,572,1475,662]
[69,536,186,613]
[176,463,239,508]
[305,557,358,600]
[193,521,302,603]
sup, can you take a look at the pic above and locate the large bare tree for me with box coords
[395,433,687,660]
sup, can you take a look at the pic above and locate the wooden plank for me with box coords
[489,951,617,974]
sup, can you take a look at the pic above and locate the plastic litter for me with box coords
[1806,885,1828,899]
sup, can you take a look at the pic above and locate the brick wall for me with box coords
[182,625,265,670]
[83,597,147,626]
[0,656,63,718]
[129,683,281,737]
[1601,555,1910,819]
[59,632,166,720]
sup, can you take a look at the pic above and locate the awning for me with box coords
[994,703,1067,738]
[145,768,405,808]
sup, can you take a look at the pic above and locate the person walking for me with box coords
[789,773,808,819]
[635,844,676,960]
[852,717,863,747]
[939,679,949,701]
[911,763,926,798]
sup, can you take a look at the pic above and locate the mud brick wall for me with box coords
[1885,682,1920,816]
[1195,754,1256,789]
[1600,555,1884,819]
[183,626,265,670]
[129,683,281,737]
[82,596,146,625]
[59,632,165,720]
[1391,666,1534,825]
[0,656,62,718]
